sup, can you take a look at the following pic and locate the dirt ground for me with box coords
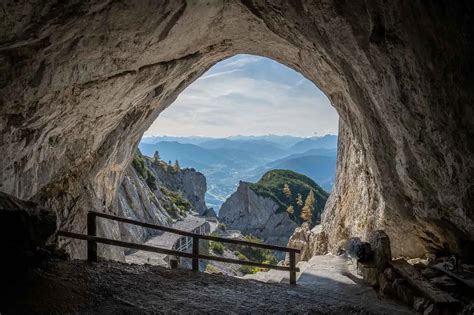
[4,258,412,314]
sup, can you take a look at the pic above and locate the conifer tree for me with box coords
[283,183,292,198]
[153,150,160,162]
[286,205,295,214]
[300,190,315,222]
[173,160,180,173]
[296,193,304,207]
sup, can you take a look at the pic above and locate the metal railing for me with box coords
[58,211,301,284]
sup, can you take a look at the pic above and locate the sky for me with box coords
[144,54,339,137]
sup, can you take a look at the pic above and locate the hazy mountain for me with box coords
[290,135,338,152]
[139,135,338,212]
[140,136,214,145]
[226,135,303,148]
[200,139,288,160]
[266,155,336,191]
[138,142,236,169]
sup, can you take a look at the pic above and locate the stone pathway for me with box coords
[6,258,413,314]
[244,255,413,314]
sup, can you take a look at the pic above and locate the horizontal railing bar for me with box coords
[58,230,194,259]
[197,253,299,272]
[58,231,299,272]
[89,211,300,253]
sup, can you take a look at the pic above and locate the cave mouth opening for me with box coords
[1,1,470,263]
[140,53,339,215]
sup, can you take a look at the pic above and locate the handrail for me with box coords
[57,231,298,272]
[58,211,301,284]
[89,211,300,253]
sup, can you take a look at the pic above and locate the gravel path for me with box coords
[6,258,412,314]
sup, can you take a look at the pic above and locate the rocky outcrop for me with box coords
[1,1,473,259]
[149,162,209,216]
[115,153,211,252]
[0,191,58,290]
[115,165,171,246]
[220,182,298,248]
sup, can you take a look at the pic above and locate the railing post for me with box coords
[192,236,199,271]
[87,212,97,262]
[289,251,296,285]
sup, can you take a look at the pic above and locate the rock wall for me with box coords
[149,162,209,216]
[115,165,171,246]
[220,182,298,248]
[114,153,210,257]
[1,1,473,258]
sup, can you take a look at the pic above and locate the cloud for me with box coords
[145,54,338,137]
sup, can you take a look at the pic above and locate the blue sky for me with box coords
[144,54,339,137]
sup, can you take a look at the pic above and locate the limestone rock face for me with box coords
[1,1,473,258]
[114,155,210,257]
[115,166,171,245]
[220,182,298,248]
[151,164,208,216]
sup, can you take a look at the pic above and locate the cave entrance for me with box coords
[2,1,469,261]
[124,53,339,271]
[141,54,338,210]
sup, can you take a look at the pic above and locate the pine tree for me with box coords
[296,193,304,207]
[283,183,292,198]
[173,160,180,173]
[286,205,295,214]
[153,150,160,162]
[300,190,315,222]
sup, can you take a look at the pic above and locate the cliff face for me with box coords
[115,166,171,246]
[1,1,473,259]
[107,153,210,258]
[149,162,209,216]
[220,182,298,248]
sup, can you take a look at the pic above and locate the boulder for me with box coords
[0,191,58,287]
[368,230,392,273]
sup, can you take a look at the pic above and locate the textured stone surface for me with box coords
[113,153,210,258]
[220,181,299,248]
[1,1,473,258]
[5,258,413,314]
[369,230,392,273]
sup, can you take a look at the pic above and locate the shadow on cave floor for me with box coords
[4,258,413,314]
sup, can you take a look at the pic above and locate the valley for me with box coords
[139,135,337,211]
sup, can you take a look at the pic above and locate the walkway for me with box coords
[7,258,414,314]
[244,254,411,314]
[126,215,212,266]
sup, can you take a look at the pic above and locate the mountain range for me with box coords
[139,135,337,211]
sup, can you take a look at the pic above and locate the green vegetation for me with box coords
[132,153,157,190]
[173,160,180,173]
[205,264,220,274]
[231,235,277,274]
[160,187,192,214]
[248,169,329,225]
[209,240,224,255]
[300,189,315,222]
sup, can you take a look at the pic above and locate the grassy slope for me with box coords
[249,169,329,225]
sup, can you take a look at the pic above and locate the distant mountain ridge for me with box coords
[138,135,337,211]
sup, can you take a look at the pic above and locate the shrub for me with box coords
[210,241,224,255]
[132,154,147,178]
[239,265,262,275]
[160,187,192,212]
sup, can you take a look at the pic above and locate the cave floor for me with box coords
[7,258,413,314]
